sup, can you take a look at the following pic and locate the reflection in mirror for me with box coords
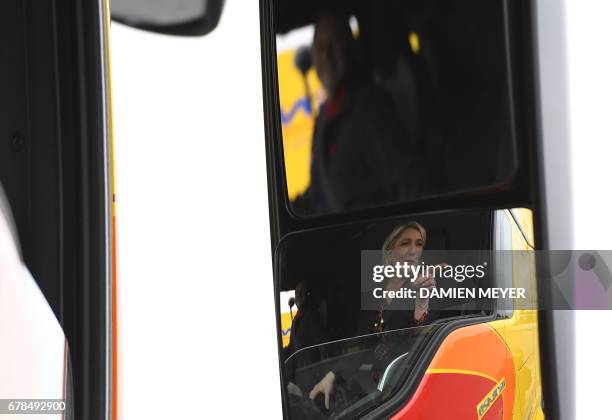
[277,208,538,418]
[275,0,516,216]
[285,327,438,419]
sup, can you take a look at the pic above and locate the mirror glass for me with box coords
[277,208,538,418]
[275,0,517,217]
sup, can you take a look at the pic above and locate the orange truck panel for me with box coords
[392,323,515,420]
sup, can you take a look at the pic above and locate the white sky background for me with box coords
[110,0,611,418]
[110,1,280,418]
[566,1,612,419]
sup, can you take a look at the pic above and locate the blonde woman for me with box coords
[309,222,438,410]
[374,221,437,331]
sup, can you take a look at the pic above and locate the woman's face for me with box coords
[388,228,424,266]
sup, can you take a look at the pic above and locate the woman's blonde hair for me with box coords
[382,222,427,263]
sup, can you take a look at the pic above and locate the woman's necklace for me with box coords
[373,303,386,334]
[372,278,406,334]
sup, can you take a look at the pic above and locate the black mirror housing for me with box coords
[111,0,225,36]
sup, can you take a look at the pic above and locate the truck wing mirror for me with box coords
[111,0,225,36]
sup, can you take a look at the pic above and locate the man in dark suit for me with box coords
[292,13,422,215]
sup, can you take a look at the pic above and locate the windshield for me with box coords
[284,324,441,419]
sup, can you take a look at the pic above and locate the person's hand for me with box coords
[411,263,447,320]
[412,274,436,314]
[309,371,336,409]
